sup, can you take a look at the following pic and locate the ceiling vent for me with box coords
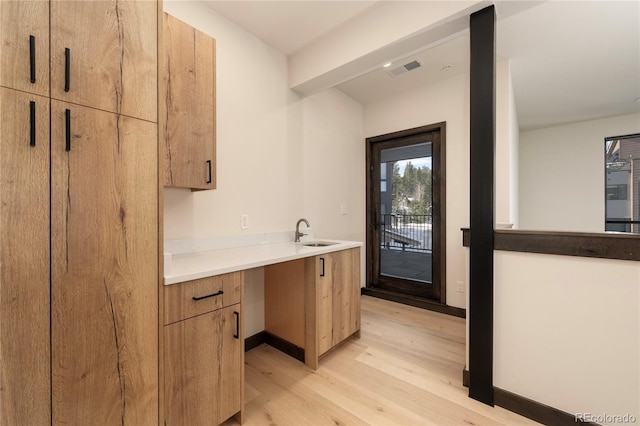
[386,59,423,77]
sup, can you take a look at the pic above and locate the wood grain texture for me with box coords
[0,88,50,426]
[305,249,361,368]
[164,305,243,426]
[162,12,216,190]
[0,0,50,96]
[164,272,241,325]
[264,260,305,348]
[51,101,158,425]
[50,0,158,122]
[226,296,539,426]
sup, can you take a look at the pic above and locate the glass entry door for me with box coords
[367,125,444,302]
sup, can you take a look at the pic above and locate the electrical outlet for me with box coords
[340,204,348,215]
[456,281,464,293]
[241,214,249,230]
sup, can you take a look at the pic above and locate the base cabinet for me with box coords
[265,247,361,369]
[163,272,244,426]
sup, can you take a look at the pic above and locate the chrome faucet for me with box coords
[295,218,310,242]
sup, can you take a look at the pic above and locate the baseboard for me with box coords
[245,330,306,363]
[264,331,305,363]
[462,368,469,388]
[245,331,266,352]
[361,287,466,318]
[494,388,596,425]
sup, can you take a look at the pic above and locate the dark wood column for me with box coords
[469,5,496,406]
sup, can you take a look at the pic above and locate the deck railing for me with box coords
[380,214,432,252]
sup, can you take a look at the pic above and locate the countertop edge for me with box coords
[164,240,363,285]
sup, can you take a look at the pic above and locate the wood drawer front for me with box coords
[164,272,242,324]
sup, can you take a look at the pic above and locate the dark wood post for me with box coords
[469,4,496,406]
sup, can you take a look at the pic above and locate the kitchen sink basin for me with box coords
[301,241,338,247]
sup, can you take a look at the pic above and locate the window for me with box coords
[605,134,640,233]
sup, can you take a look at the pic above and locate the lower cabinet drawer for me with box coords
[164,271,242,324]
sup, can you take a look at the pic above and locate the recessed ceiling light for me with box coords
[383,62,392,68]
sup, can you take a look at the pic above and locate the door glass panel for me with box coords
[379,142,432,283]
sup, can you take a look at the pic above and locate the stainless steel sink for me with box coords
[301,241,337,247]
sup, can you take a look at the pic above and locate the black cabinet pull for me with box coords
[65,109,71,151]
[206,160,212,184]
[29,101,36,147]
[64,48,70,92]
[320,257,325,277]
[29,35,36,83]
[191,290,223,301]
[233,311,240,339]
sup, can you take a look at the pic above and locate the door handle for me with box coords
[65,109,71,151]
[64,48,70,92]
[320,257,325,277]
[206,160,212,184]
[233,311,240,339]
[29,101,36,147]
[29,35,36,83]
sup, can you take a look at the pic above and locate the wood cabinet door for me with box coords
[163,12,216,190]
[315,248,361,357]
[0,88,50,426]
[316,254,334,356]
[50,0,157,122]
[50,101,158,425]
[164,306,242,426]
[0,1,49,96]
[330,248,361,347]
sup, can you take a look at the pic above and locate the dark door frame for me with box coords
[365,122,447,306]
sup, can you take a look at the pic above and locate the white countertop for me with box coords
[164,239,363,285]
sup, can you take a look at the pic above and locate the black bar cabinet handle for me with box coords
[320,257,325,277]
[206,160,212,184]
[64,48,70,92]
[30,101,36,147]
[191,290,223,301]
[29,35,36,83]
[65,109,71,151]
[233,311,240,339]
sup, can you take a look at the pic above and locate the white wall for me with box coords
[363,73,469,309]
[162,2,365,336]
[495,59,519,228]
[518,112,640,232]
[495,251,640,424]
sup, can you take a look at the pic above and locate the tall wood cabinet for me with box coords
[162,12,216,190]
[0,2,159,425]
[0,87,51,426]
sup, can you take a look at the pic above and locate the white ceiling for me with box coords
[203,0,640,130]
[202,0,378,55]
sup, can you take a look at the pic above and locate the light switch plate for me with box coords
[241,214,249,229]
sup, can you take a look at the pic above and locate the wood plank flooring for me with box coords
[225,295,539,426]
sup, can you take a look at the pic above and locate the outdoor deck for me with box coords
[380,248,432,283]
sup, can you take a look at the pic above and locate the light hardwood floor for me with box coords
[226,295,539,426]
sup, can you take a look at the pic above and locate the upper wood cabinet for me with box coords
[0,1,50,96]
[50,0,158,122]
[0,87,51,426]
[162,12,216,190]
